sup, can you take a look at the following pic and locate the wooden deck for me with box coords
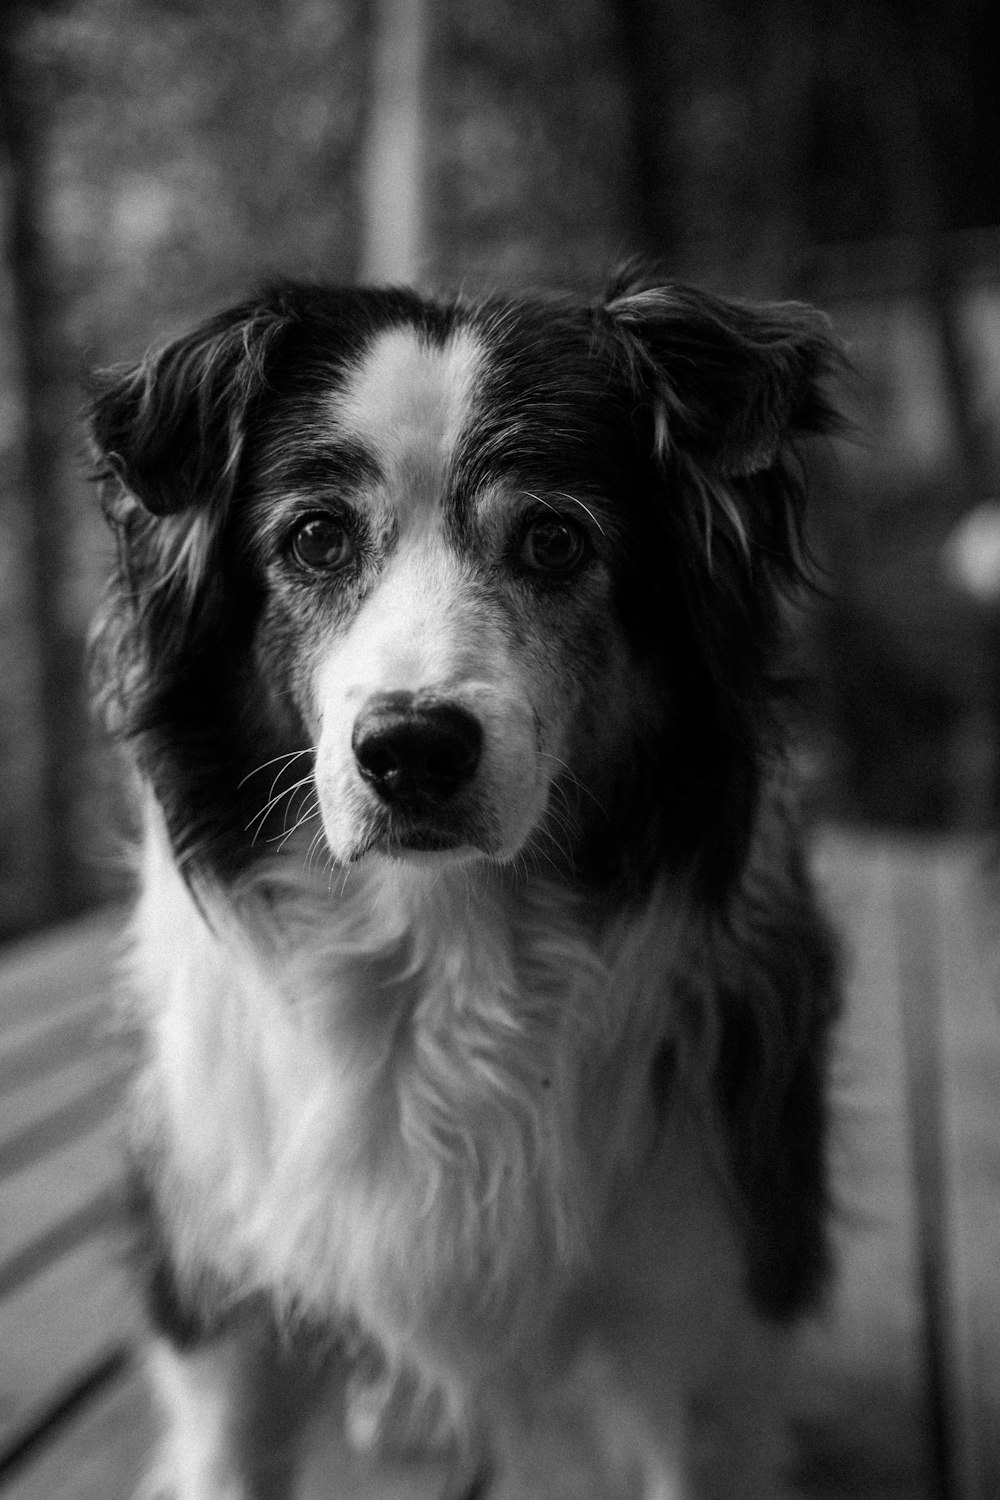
[0,828,998,1499]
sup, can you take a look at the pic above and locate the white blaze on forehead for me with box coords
[335,325,483,510]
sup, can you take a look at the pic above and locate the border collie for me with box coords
[89,266,842,1500]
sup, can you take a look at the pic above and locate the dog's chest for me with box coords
[135,849,682,1350]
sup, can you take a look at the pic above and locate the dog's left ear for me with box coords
[599,273,843,900]
[602,272,841,485]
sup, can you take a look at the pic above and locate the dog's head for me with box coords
[89,269,840,900]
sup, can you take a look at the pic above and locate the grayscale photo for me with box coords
[0,3,997,1497]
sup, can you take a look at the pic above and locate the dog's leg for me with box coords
[683,1322,798,1500]
[139,1314,325,1500]
[483,1328,793,1500]
[477,1352,686,1500]
[127,1164,333,1500]
[595,1319,797,1500]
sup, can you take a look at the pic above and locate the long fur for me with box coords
[90,265,843,1499]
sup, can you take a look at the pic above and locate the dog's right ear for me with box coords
[89,300,287,518]
[87,300,293,858]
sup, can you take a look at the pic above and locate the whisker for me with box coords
[545,805,581,851]
[529,840,566,882]
[304,823,328,875]
[246,775,316,840]
[273,796,322,852]
[239,747,313,790]
[537,752,609,818]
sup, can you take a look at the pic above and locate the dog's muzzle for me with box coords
[352,692,483,808]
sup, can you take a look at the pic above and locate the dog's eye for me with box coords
[289,516,354,573]
[520,517,587,574]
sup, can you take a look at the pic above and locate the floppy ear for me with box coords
[602,269,844,589]
[88,302,290,719]
[603,269,840,478]
[87,299,292,879]
[599,270,843,899]
[89,300,287,517]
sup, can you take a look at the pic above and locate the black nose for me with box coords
[352,694,483,804]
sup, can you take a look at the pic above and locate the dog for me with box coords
[89,265,843,1499]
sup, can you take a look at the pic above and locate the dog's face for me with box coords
[244,319,647,870]
[90,272,839,896]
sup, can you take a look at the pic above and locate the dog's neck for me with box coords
[232,845,620,1080]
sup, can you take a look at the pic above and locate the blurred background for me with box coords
[1,0,1000,940]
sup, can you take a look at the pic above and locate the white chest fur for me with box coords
[129,817,703,1373]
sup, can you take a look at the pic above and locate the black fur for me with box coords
[705,820,841,1320]
[90,268,841,899]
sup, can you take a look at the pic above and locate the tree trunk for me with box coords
[0,10,84,927]
[614,0,678,262]
[358,0,429,283]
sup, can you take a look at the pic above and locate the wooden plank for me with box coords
[0,913,123,1030]
[0,1120,126,1271]
[0,1058,127,1170]
[934,844,1000,1497]
[0,1236,141,1453]
[891,839,959,1500]
[799,830,934,1496]
[358,0,428,283]
[0,997,113,1088]
[0,1186,125,1304]
[0,1368,153,1500]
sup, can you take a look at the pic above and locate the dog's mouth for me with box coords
[358,816,467,864]
[350,805,485,862]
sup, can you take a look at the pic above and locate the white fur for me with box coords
[131,802,794,1497]
[144,1339,249,1500]
[333,326,483,503]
